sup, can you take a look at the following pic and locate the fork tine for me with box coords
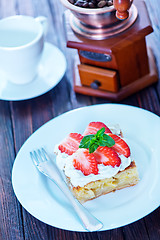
[41,148,50,161]
[30,148,49,166]
[30,151,39,166]
[37,149,45,162]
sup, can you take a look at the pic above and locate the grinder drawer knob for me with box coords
[90,80,101,89]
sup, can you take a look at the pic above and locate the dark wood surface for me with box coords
[0,0,160,239]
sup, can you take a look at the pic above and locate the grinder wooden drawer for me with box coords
[78,64,119,93]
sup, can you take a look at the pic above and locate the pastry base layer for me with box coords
[66,161,139,203]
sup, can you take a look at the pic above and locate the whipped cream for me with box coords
[64,153,131,187]
[54,124,132,187]
[109,124,121,135]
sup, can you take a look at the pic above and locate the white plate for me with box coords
[12,104,160,231]
[0,42,66,101]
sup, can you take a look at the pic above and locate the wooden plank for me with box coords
[0,2,25,240]
[97,229,124,240]
[47,0,67,49]
[144,208,160,240]
[15,0,34,16]
[0,0,16,17]
[10,100,50,240]
[30,0,59,45]
[145,0,160,99]
[123,219,149,240]
[49,228,101,240]
[0,101,24,240]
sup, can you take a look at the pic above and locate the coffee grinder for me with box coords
[61,0,158,101]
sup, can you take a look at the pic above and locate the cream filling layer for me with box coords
[54,125,132,187]
[54,146,132,187]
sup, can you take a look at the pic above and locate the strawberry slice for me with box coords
[58,133,83,155]
[94,146,121,167]
[73,149,99,176]
[83,121,112,136]
[108,133,131,158]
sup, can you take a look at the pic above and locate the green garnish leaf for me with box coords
[96,127,105,137]
[89,143,99,154]
[99,134,115,147]
[79,135,94,149]
[79,127,115,153]
[89,136,97,146]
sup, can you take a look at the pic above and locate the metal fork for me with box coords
[30,148,103,232]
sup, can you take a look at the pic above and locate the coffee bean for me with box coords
[88,2,96,7]
[68,0,75,4]
[97,0,107,7]
[75,0,85,7]
[107,0,113,6]
[91,0,97,4]
[68,0,113,8]
[82,1,89,7]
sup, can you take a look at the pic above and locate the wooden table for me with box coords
[0,0,160,239]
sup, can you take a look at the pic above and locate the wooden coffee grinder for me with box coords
[61,0,158,101]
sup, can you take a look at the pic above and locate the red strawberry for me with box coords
[58,133,83,155]
[83,121,112,136]
[73,149,99,176]
[108,133,130,158]
[94,146,121,167]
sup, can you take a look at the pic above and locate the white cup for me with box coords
[0,15,48,84]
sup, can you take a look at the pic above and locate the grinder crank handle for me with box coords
[113,0,133,20]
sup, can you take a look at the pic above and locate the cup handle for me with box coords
[35,16,48,36]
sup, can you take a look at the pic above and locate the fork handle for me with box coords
[43,163,103,231]
[57,180,103,232]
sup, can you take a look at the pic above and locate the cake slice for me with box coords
[66,160,138,203]
[55,121,139,203]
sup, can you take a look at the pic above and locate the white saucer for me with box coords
[0,42,67,101]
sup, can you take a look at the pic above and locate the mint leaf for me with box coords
[89,143,99,153]
[79,135,94,149]
[99,134,115,147]
[89,136,97,146]
[96,127,105,137]
[79,127,115,153]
